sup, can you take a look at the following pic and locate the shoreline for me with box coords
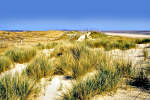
[104,32,150,38]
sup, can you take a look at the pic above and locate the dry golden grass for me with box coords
[0,30,65,43]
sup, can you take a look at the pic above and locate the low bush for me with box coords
[5,47,36,63]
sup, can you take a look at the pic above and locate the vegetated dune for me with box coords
[0,30,150,100]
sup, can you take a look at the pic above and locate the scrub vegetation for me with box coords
[0,30,149,100]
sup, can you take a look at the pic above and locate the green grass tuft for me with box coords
[5,47,36,63]
[24,55,53,80]
[143,48,148,60]
[0,73,38,100]
[0,55,12,73]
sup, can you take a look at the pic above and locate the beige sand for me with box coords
[38,76,73,100]
[105,32,150,38]
[0,63,27,78]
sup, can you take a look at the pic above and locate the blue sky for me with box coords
[0,0,150,30]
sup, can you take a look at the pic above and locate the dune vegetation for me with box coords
[0,30,149,100]
[0,55,12,73]
[24,55,53,80]
[5,47,36,63]
[0,73,38,100]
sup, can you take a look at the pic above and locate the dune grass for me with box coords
[129,69,150,90]
[86,31,150,50]
[5,47,36,63]
[86,38,136,50]
[24,55,53,80]
[61,58,132,100]
[143,48,148,60]
[0,55,12,74]
[90,31,107,38]
[52,42,106,79]
[0,73,38,100]
[0,42,8,49]
[135,38,150,44]
[36,42,58,50]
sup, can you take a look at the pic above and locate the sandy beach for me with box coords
[105,32,150,38]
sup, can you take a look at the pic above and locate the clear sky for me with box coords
[0,0,150,30]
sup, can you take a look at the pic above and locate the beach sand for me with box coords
[105,32,150,38]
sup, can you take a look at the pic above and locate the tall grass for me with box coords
[61,59,132,100]
[143,48,148,60]
[58,41,132,99]
[86,39,136,50]
[52,42,104,79]
[5,47,36,63]
[90,31,107,38]
[0,42,8,48]
[24,55,53,80]
[36,42,58,50]
[129,69,150,90]
[0,73,38,100]
[0,55,12,73]
[136,38,150,44]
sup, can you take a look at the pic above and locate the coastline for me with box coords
[104,32,150,38]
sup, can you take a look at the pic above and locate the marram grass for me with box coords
[24,55,53,80]
[0,55,12,73]
[0,73,38,100]
[5,47,36,63]
[60,57,132,100]
[52,42,103,79]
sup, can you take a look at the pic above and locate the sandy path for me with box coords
[0,63,27,78]
[105,32,150,38]
[92,87,150,100]
[38,76,73,100]
[42,48,54,56]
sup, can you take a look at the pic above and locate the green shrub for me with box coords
[0,56,12,73]
[5,47,36,63]
[24,56,53,80]
[0,73,38,100]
